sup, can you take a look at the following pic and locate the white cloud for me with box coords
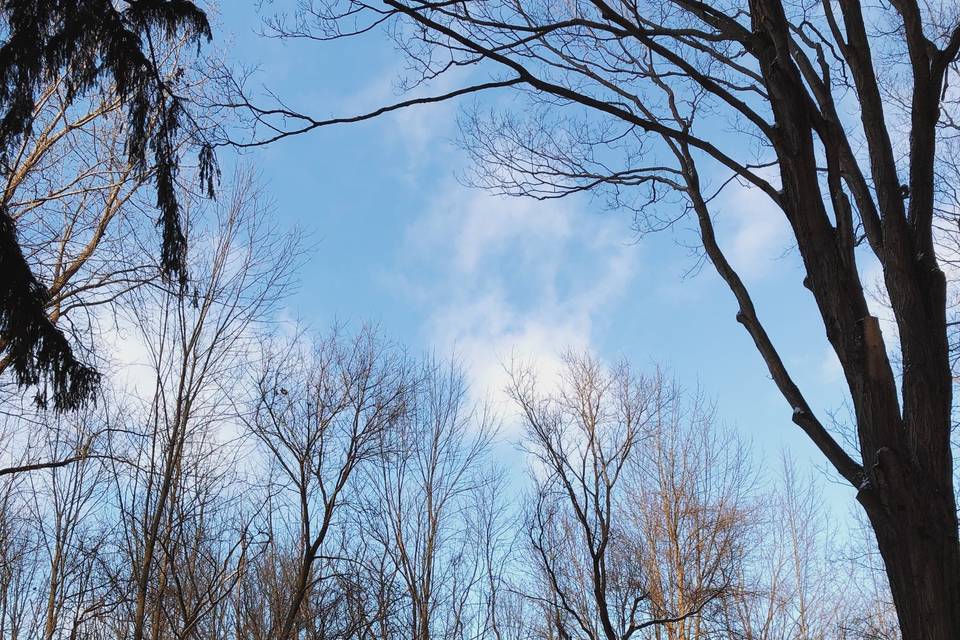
[105,313,157,401]
[397,183,638,430]
[337,63,466,173]
[718,173,791,279]
[407,185,573,275]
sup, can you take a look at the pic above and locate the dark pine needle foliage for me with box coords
[0,0,214,411]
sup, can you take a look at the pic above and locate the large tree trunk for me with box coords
[744,3,960,636]
[859,445,960,640]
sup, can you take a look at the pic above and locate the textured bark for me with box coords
[748,1,960,636]
[860,448,960,640]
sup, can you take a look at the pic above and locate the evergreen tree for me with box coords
[0,0,215,411]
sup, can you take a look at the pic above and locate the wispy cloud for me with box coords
[395,182,637,426]
[336,63,466,174]
[718,172,791,279]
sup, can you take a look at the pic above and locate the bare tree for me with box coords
[834,504,903,640]
[510,353,751,640]
[356,357,501,640]
[28,413,113,640]
[0,167,293,640]
[513,354,661,640]
[242,327,409,640]
[0,471,43,640]
[627,393,756,640]
[226,2,960,634]
[718,457,848,640]
[109,168,297,640]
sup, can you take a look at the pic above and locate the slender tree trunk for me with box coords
[42,543,61,640]
[276,508,337,640]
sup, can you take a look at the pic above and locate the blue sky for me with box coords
[212,3,867,503]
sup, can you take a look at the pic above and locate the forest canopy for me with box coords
[1,1,958,639]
